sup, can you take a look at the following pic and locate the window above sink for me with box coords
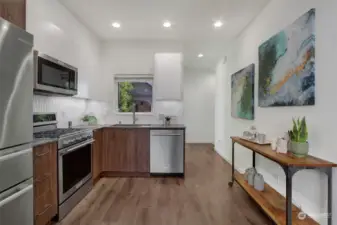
[115,75,154,114]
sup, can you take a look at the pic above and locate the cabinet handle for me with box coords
[37,204,52,216]
[35,149,50,157]
[35,173,51,183]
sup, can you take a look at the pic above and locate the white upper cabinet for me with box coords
[154,53,183,100]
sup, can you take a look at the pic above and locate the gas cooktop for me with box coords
[33,128,85,139]
[33,113,94,149]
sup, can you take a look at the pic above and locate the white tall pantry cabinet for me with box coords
[154,53,183,100]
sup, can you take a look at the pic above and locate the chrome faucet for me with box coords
[132,103,137,124]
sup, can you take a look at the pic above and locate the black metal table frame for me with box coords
[228,140,333,225]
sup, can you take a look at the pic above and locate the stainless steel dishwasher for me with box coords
[150,129,184,175]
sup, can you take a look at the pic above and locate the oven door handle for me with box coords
[60,139,94,156]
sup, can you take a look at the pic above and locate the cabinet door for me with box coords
[124,129,138,172]
[0,0,26,29]
[154,53,183,100]
[135,129,150,172]
[102,128,115,171]
[102,128,138,172]
[33,142,57,225]
[92,129,103,182]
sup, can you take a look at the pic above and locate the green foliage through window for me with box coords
[118,82,134,112]
[117,81,153,113]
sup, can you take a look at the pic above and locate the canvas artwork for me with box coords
[258,9,315,107]
[231,64,255,120]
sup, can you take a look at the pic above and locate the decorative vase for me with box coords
[276,138,288,154]
[244,168,255,181]
[290,141,309,158]
[247,168,256,186]
[244,168,250,181]
[253,173,265,191]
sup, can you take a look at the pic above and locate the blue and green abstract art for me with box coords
[258,9,315,107]
[231,64,255,120]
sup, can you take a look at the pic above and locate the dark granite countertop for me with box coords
[110,124,186,129]
[75,124,186,130]
[32,138,58,147]
[73,125,110,130]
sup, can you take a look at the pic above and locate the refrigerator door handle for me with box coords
[0,184,33,207]
[0,148,32,162]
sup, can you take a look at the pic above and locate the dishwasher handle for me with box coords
[152,134,182,136]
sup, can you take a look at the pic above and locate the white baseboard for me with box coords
[214,147,245,174]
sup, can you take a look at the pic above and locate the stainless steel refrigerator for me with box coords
[0,18,34,225]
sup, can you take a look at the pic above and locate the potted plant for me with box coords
[81,115,98,125]
[288,117,309,158]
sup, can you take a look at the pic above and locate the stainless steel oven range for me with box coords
[33,113,94,220]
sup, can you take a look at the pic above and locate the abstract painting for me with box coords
[258,9,315,107]
[231,64,255,120]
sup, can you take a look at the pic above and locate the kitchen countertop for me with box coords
[32,138,58,147]
[74,124,110,130]
[32,124,185,147]
[75,124,186,130]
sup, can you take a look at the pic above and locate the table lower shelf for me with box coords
[233,171,318,225]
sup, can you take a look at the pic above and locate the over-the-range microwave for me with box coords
[34,51,78,96]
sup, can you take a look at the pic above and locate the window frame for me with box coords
[114,74,155,115]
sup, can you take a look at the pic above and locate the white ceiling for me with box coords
[59,0,269,70]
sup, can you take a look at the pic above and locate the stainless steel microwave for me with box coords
[34,51,78,96]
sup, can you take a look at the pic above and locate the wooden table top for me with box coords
[231,137,337,168]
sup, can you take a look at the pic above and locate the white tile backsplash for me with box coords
[33,95,110,128]
[33,96,184,127]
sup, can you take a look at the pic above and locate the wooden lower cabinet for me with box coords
[92,128,103,182]
[33,142,57,225]
[135,129,150,173]
[102,128,150,174]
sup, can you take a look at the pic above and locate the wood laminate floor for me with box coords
[58,144,271,225]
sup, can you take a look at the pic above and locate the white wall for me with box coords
[26,0,109,126]
[184,69,215,143]
[101,40,184,124]
[215,0,337,224]
[26,0,107,101]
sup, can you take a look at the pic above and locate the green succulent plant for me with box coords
[81,115,97,124]
[288,117,308,143]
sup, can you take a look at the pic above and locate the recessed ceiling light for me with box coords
[112,22,121,28]
[198,53,204,58]
[213,20,223,28]
[163,21,172,28]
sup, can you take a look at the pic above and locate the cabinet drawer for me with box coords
[33,144,53,180]
[34,191,56,225]
[35,190,53,214]
[34,174,53,197]
[35,201,56,225]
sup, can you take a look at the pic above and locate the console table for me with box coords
[228,136,337,225]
